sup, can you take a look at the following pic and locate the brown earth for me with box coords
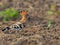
[0,0,60,45]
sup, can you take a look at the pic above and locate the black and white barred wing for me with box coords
[10,22,25,30]
[2,22,25,31]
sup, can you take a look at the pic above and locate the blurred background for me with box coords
[0,0,60,45]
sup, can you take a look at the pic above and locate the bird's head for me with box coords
[20,10,28,16]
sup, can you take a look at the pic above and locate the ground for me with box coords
[0,0,60,45]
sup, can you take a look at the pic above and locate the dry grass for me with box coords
[0,0,60,45]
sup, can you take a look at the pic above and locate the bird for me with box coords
[2,10,28,31]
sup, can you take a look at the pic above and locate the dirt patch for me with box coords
[0,0,60,45]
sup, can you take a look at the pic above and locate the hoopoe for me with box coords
[2,10,28,31]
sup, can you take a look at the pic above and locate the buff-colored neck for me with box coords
[19,10,28,23]
[20,14,27,23]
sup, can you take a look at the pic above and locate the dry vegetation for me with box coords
[0,0,60,45]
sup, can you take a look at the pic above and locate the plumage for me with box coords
[2,27,10,31]
[2,10,28,31]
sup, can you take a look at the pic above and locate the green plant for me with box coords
[47,20,52,28]
[46,4,56,28]
[56,10,60,14]
[0,8,19,22]
[47,10,54,16]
